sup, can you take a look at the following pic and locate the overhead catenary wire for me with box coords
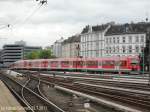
[21,4,43,26]
[11,0,47,29]
[0,0,47,45]
[0,24,10,30]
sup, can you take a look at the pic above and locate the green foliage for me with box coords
[25,48,55,59]
[25,51,39,59]
[39,49,52,59]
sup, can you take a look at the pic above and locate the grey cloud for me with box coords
[0,0,150,48]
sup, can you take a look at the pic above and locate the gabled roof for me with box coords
[81,24,109,34]
[105,22,150,36]
[62,35,81,44]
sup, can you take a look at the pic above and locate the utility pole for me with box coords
[141,47,145,75]
[148,36,150,85]
[148,31,150,85]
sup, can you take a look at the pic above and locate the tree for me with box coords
[25,48,55,59]
[25,51,39,59]
[39,49,52,59]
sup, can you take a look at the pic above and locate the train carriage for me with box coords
[9,56,140,74]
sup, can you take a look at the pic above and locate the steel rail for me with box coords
[1,74,66,112]
[32,75,150,111]
[2,80,35,112]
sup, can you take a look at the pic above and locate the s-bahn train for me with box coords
[10,56,140,74]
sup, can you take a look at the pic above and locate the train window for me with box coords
[35,62,37,66]
[29,62,32,67]
[83,61,86,66]
[102,61,115,66]
[131,59,139,65]
[115,61,120,66]
[42,61,48,67]
[35,61,39,67]
[120,61,127,66]
[24,61,27,67]
[73,61,84,66]
[51,61,58,67]
[86,61,98,66]
[61,61,69,66]
[98,61,102,66]
[73,61,76,66]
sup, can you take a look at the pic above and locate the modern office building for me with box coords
[1,44,41,66]
[23,46,42,58]
[0,50,3,67]
[2,44,24,66]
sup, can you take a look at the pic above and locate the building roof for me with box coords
[105,22,150,36]
[62,35,81,44]
[3,44,24,48]
[24,46,42,49]
[81,24,109,34]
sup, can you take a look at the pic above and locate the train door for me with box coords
[115,60,120,70]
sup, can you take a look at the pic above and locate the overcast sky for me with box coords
[0,0,150,48]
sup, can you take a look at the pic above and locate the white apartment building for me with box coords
[62,35,80,58]
[80,23,150,58]
[105,34,146,57]
[51,37,64,58]
[80,25,110,58]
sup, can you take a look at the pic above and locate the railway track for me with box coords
[4,71,88,112]
[0,73,65,112]
[30,75,88,112]
[36,71,150,91]
[10,70,150,111]
[31,75,150,112]
[54,79,150,111]
[73,78,150,91]
[73,83,150,109]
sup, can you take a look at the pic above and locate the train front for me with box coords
[129,57,140,73]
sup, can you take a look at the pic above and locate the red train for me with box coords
[10,56,140,74]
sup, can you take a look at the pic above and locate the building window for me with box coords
[117,37,119,43]
[135,46,139,53]
[129,36,132,43]
[96,50,99,57]
[135,36,139,43]
[122,46,126,53]
[96,41,99,47]
[107,38,109,44]
[87,35,89,42]
[113,37,115,44]
[141,35,144,43]
[123,37,126,43]
[116,46,119,52]
[109,38,112,44]
[105,47,108,54]
[128,45,132,53]
[113,46,115,53]
[99,34,102,40]
[110,47,112,53]
[106,38,108,44]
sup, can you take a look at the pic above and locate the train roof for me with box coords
[13,56,139,63]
